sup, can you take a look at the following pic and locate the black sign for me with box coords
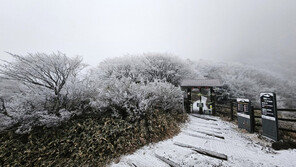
[237,98,254,133]
[260,92,278,141]
[261,93,276,117]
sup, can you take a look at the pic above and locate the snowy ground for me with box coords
[109,115,296,167]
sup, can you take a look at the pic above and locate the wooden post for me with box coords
[210,87,213,103]
[210,87,213,115]
[188,88,192,113]
[230,101,234,121]
[211,87,216,116]
[250,106,255,133]
[213,93,216,116]
[199,87,202,114]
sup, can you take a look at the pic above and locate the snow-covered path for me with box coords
[109,115,296,167]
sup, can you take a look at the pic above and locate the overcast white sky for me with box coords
[0,0,295,77]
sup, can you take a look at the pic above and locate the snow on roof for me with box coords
[180,79,222,87]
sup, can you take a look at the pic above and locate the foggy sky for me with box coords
[0,0,295,78]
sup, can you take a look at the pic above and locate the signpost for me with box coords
[237,98,254,133]
[260,93,278,141]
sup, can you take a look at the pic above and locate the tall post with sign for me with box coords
[260,93,279,141]
[237,98,254,133]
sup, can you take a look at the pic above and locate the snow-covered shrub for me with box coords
[91,77,183,120]
[59,73,97,113]
[0,79,75,134]
[0,114,15,132]
[97,53,194,86]
[14,109,72,134]
[194,60,296,107]
[88,53,189,120]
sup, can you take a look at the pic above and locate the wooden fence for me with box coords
[216,103,296,134]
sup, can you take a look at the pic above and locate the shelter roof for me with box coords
[180,79,222,88]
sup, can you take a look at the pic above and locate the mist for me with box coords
[0,0,295,79]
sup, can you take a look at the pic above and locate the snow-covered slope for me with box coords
[109,115,296,167]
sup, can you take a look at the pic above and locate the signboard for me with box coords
[260,93,278,141]
[237,98,254,133]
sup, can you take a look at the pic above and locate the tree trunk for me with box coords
[52,89,61,116]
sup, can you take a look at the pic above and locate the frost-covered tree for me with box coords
[194,60,296,107]
[89,53,189,119]
[140,53,193,85]
[0,52,89,133]
[0,52,85,115]
[96,53,194,86]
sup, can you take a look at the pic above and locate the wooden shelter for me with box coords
[180,79,222,115]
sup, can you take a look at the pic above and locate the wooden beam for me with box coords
[191,123,222,131]
[189,127,222,135]
[183,132,213,140]
[174,142,228,161]
[278,109,296,112]
[189,129,225,139]
[155,154,181,167]
[191,121,218,126]
[126,162,138,167]
[191,114,218,121]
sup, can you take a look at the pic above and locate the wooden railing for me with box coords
[216,103,296,133]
